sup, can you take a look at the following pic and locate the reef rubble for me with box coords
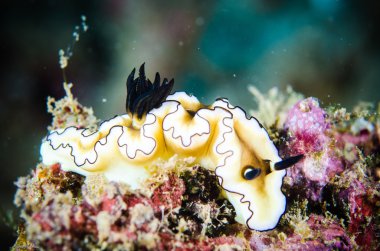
[12,85,379,250]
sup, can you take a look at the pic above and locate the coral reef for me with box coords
[14,162,247,250]
[46,82,98,131]
[282,97,345,201]
[13,86,380,250]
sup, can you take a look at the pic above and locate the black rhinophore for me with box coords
[274,154,304,171]
[126,63,174,119]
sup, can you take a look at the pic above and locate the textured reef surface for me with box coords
[12,84,379,250]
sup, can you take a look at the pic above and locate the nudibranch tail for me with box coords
[126,63,174,119]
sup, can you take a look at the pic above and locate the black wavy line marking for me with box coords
[165,91,196,101]
[46,113,159,167]
[117,113,158,159]
[48,114,121,138]
[211,113,256,231]
[46,114,128,168]
[215,97,264,129]
[47,126,119,168]
[162,103,212,148]
[214,97,286,231]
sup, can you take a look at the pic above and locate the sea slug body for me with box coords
[40,64,301,231]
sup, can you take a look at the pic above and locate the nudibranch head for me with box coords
[40,64,302,231]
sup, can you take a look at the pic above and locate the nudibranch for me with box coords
[40,64,302,231]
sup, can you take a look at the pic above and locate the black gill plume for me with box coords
[126,63,174,119]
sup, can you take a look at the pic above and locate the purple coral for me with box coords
[283,97,344,201]
[278,214,353,251]
[284,97,330,154]
[331,169,380,250]
[249,214,353,250]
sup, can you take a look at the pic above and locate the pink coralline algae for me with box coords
[283,97,344,201]
[249,211,353,250]
[327,167,380,250]
[335,117,377,164]
[281,214,353,251]
[280,96,380,250]
[347,184,378,247]
[284,97,330,153]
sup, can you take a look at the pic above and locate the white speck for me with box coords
[58,49,68,69]
[195,17,204,26]
[102,98,107,103]
[233,74,237,78]
[81,16,88,32]
[73,31,79,41]
[197,47,200,51]
[82,24,88,32]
